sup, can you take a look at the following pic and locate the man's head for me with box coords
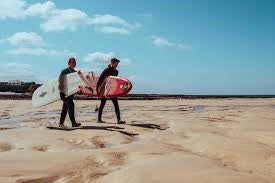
[68,57,76,69]
[110,58,120,68]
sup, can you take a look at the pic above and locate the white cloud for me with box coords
[177,43,192,51]
[151,36,174,47]
[25,1,90,32]
[0,1,139,34]
[91,17,140,34]
[94,26,130,35]
[40,9,91,32]
[151,36,192,50]
[6,47,76,57]
[84,52,131,66]
[4,62,32,71]
[0,0,26,19]
[84,52,115,64]
[24,1,56,18]
[2,32,76,57]
[89,14,134,28]
[0,62,49,83]
[89,15,140,34]
[6,32,45,47]
[40,10,138,33]
[0,62,35,81]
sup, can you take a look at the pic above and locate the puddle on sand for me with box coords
[0,112,52,129]
[193,105,205,113]
[0,117,21,128]
[105,143,112,148]
[133,136,140,142]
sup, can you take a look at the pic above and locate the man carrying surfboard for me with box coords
[96,58,126,124]
[58,57,81,128]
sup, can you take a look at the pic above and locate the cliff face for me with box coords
[0,82,41,93]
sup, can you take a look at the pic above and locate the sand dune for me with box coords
[0,99,275,182]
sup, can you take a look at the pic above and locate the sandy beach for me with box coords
[1,99,275,183]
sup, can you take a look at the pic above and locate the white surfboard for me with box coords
[32,72,87,107]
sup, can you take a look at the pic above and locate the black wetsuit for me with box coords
[59,68,77,126]
[96,66,118,90]
[96,66,121,122]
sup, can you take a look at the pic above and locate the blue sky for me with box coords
[0,0,275,94]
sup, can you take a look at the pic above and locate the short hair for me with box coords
[68,57,76,64]
[111,58,120,64]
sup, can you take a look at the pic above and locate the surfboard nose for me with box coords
[127,80,132,92]
[121,79,132,93]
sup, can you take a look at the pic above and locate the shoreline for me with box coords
[0,93,275,100]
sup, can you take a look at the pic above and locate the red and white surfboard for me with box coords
[78,71,132,98]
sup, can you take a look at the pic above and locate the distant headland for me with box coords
[0,81,274,100]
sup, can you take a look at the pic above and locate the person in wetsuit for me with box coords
[96,58,126,124]
[58,57,81,128]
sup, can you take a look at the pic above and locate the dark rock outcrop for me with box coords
[0,82,41,93]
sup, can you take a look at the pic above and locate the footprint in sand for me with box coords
[0,142,14,152]
[61,138,94,149]
[16,175,59,183]
[32,145,48,152]
[91,136,107,149]
[9,174,23,178]
[121,136,135,145]
[0,112,10,119]
[0,127,16,131]
[200,116,237,123]
[32,112,45,116]
[68,138,84,145]
[0,112,9,117]
[107,151,127,166]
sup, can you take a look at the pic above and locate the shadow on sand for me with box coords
[47,122,168,136]
[127,123,168,130]
[47,125,138,137]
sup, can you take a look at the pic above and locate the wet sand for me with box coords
[0,99,275,183]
